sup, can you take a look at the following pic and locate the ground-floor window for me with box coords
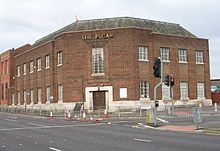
[58,85,63,102]
[46,86,50,103]
[162,83,170,100]
[30,89,34,104]
[12,93,15,105]
[140,81,149,98]
[23,90,27,105]
[197,82,205,99]
[180,82,188,100]
[38,88,42,103]
[17,92,20,105]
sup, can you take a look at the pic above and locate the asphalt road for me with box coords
[0,112,220,151]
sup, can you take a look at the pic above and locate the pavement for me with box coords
[1,111,220,151]
[158,125,196,132]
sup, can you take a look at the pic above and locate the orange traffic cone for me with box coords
[82,112,89,122]
[66,110,72,121]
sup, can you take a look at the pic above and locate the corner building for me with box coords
[11,17,212,110]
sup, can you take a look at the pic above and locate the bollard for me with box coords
[215,103,218,112]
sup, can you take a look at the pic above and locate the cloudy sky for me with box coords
[0,0,219,78]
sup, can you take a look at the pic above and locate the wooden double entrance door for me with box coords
[93,91,106,110]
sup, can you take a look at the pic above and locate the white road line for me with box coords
[49,147,62,151]
[134,138,152,143]
[7,116,18,119]
[27,122,47,127]
[0,123,105,131]
[5,119,19,123]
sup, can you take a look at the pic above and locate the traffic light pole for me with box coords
[171,86,174,114]
[153,59,163,126]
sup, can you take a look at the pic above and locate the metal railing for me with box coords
[1,104,220,129]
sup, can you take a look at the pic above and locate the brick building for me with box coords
[1,17,212,110]
[0,49,15,105]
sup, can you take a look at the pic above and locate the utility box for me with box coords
[193,107,202,123]
[146,108,154,123]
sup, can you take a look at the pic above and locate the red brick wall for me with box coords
[12,28,211,105]
[0,50,14,105]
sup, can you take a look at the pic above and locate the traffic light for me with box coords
[153,58,161,78]
[164,75,170,86]
[155,100,159,108]
[170,76,174,87]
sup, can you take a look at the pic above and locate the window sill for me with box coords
[17,75,20,77]
[197,97,206,100]
[196,62,204,65]
[45,67,50,69]
[30,71,34,74]
[180,97,189,101]
[138,59,149,62]
[37,69,41,72]
[140,97,150,101]
[162,98,171,101]
[92,73,105,76]
[179,61,188,64]
[23,73,27,76]
[162,60,170,63]
[57,64,62,67]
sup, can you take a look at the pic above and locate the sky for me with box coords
[0,0,219,78]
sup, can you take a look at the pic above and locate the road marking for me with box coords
[0,123,105,131]
[49,147,62,151]
[19,144,23,146]
[8,116,18,119]
[49,140,54,143]
[5,119,19,123]
[27,122,47,127]
[1,146,6,148]
[34,142,38,144]
[134,138,152,143]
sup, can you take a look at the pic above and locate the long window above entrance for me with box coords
[92,48,104,76]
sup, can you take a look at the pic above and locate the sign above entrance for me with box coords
[82,33,114,40]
